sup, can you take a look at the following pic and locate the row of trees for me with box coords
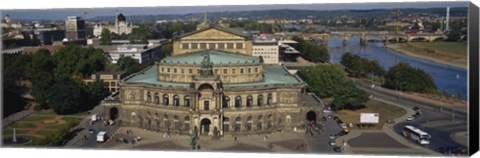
[298,64,369,110]
[3,45,158,115]
[291,36,330,63]
[340,53,437,94]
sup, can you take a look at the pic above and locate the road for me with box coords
[65,105,120,148]
[304,114,344,153]
[354,81,468,153]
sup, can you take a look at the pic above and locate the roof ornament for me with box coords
[200,53,213,77]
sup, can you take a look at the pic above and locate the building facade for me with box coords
[252,40,280,64]
[93,13,136,37]
[103,26,322,136]
[84,72,127,93]
[65,16,86,41]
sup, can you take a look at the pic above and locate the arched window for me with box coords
[146,92,151,102]
[184,96,190,107]
[246,95,253,107]
[173,115,180,131]
[184,116,190,132]
[235,96,242,108]
[234,117,241,132]
[246,116,253,131]
[163,114,169,130]
[223,117,230,133]
[154,93,159,104]
[223,96,230,108]
[267,93,273,105]
[257,95,263,106]
[257,115,263,131]
[163,94,169,105]
[173,95,179,106]
[267,114,273,129]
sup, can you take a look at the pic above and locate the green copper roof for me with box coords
[123,65,304,87]
[223,66,304,87]
[123,66,190,87]
[161,50,261,65]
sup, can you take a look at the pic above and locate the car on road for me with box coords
[327,115,333,119]
[323,107,333,113]
[329,141,336,146]
[340,123,347,129]
[332,146,342,152]
[329,134,336,140]
[88,127,95,134]
[96,131,108,143]
[406,115,417,121]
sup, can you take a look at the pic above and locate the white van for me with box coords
[96,131,107,143]
[91,114,98,122]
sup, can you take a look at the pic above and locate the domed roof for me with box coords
[116,13,126,21]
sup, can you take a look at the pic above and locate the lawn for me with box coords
[36,130,56,136]
[401,42,467,57]
[2,129,30,135]
[336,99,407,130]
[22,115,56,122]
[10,122,38,128]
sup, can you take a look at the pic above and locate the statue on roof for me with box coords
[200,53,213,77]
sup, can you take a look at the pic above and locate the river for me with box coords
[325,37,467,100]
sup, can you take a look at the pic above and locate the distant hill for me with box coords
[89,7,468,23]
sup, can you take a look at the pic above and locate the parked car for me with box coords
[413,106,420,111]
[329,141,336,146]
[323,107,333,113]
[337,120,344,125]
[337,131,346,136]
[327,115,333,119]
[340,123,347,129]
[406,115,417,121]
[333,146,342,152]
[333,116,339,120]
[329,134,336,140]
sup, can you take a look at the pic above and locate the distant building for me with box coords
[65,16,86,41]
[34,29,65,45]
[252,40,279,64]
[93,13,136,37]
[96,44,163,64]
[84,71,127,93]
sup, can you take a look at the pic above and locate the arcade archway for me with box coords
[200,118,211,135]
[109,107,119,120]
[306,111,317,124]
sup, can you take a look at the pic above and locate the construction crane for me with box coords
[83,8,89,19]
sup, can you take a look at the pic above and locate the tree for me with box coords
[87,80,110,101]
[298,64,369,110]
[28,49,56,107]
[100,28,112,45]
[3,53,31,92]
[46,77,85,114]
[292,36,330,62]
[54,45,109,78]
[383,62,437,93]
[340,52,385,77]
[159,43,173,60]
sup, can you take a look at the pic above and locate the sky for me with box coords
[0,1,468,21]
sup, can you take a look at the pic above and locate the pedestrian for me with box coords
[84,135,87,140]
[234,136,237,141]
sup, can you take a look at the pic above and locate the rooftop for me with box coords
[160,50,261,65]
[123,65,304,88]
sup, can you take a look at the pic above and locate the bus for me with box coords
[402,125,431,145]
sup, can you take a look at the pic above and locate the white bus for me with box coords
[402,125,431,145]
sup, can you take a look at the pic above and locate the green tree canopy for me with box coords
[292,36,330,62]
[46,77,85,114]
[298,64,369,110]
[383,62,437,93]
[53,45,109,78]
[100,28,112,45]
[340,52,385,77]
[28,49,56,107]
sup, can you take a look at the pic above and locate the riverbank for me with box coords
[384,43,467,70]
